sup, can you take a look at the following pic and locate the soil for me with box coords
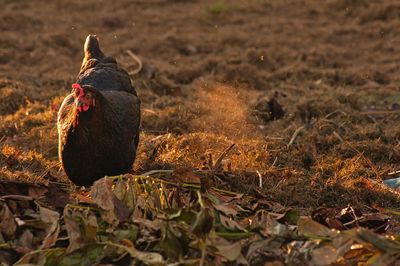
[1,0,400,209]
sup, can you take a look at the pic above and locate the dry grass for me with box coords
[1,76,400,212]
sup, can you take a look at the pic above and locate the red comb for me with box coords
[72,83,82,89]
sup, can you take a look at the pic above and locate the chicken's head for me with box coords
[72,83,96,113]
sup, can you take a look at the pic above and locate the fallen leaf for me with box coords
[0,200,17,238]
[192,207,214,236]
[91,178,118,224]
[277,209,300,225]
[18,229,34,251]
[297,217,337,238]
[28,186,47,200]
[125,244,166,266]
[311,244,340,266]
[214,203,239,216]
[172,167,201,184]
[215,241,242,261]
[41,220,60,249]
[157,223,185,259]
[91,177,130,224]
[39,206,61,249]
[64,205,98,252]
[219,214,247,232]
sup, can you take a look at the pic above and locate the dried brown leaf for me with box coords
[64,206,98,252]
[219,214,246,232]
[297,217,337,238]
[172,167,201,184]
[0,200,17,238]
[91,177,130,224]
[38,206,61,249]
[214,203,239,216]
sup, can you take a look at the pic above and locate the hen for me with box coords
[58,35,141,186]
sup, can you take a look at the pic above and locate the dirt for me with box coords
[1,0,400,209]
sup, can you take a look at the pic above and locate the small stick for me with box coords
[360,110,400,116]
[141,170,174,176]
[324,109,346,119]
[287,126,305,148]
[1,195,33,201]
[213,144,235,171]
[265,136,284,140]
[271,156,278,167]
[125,49,143,76]
[367,115,377,124]
[142,108,157,115]
[333,131,343,142]
[388,170,400,177]
[256,170,263,188]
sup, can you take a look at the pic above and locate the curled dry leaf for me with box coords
[311,244,340,266]
[219,214,247,232]
[39,206,60,249]
[213,203,239,216]
[91,177,130,224]
[128,246,165,266]
[192,207,214,236]
[207,234,244,262]
[172,167,201,184]
[297,217,337,238]
[64,205,98,253]
[91,178,118,224]
[0,200,17,238]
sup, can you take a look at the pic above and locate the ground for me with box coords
[1,0,400,264]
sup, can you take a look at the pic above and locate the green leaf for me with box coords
[156,224,185,259]
[57,244,106,266]
[113,224,139,241]
[277,209,300,225]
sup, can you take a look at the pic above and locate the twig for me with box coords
[1,195,33,201]
[343,205,361,228]
[333,131,343,142]
[367,115,377,124]
[360,110,400,116]
[271,156,278,167]
[141,170,174,176]
[213,144,235,171]
[125,49,143,76]
[265,136,284,140]
[256,170,263,188]
[287,126,305,148]
[324,109,346,119]
[142,108,157,115]
[388,170,400,177]
[363,156,383,182]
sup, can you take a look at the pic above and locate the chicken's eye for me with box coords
[85,93,91,100]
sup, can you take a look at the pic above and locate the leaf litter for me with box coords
[1,170,400,265]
